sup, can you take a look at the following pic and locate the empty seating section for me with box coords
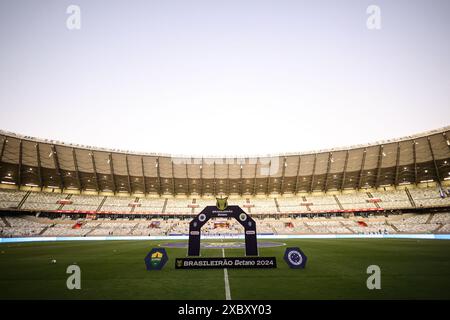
[409,188,450,208]
[277,198,302,213]
[249,198,277,214]
[232,198,252,209]
[396,214,430,224]
[1,186,450,238]
[337,193,374,209]
[0,189,27,209]
[87,220,136,235]
[388,213,440,234]
[255,219,276,233]
[22,192,62,211]
[431,213,450,224]
[130,222,167,236]
[61,194,102,211]
[0,216,46,236]
[438,224,450,233]
[0,186,449,213]
[306,195,340,211]
[134,198,165,213]
[1,212,450,237]
[202,219,242,235]
[160,219,185,235]
[100,196,135,213]
[165,198,192,214]
[43,225,89,237]
[392,223,437,233]
[349,225,395,234]
[372,190,412,209]
[192,200,216,214]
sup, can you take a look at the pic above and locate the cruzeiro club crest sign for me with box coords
[216,197,228,211]
[284,247,307,269]
[145,248,168,270]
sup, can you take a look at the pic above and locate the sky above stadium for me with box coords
[0,0,449,157]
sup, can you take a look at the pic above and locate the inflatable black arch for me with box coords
[187,205,258,256]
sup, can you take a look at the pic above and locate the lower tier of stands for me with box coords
[1,212,449,237]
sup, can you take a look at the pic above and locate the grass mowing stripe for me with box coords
[222,248,231,300]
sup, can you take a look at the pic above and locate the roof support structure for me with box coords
[0,138,6,162]
[265,160,272,195]
[294,156,302,194]
[340,150,349,190]
[200,158,204,197]
[18,140,23,187]
[375,145,384,188]
[213,162,217,196]
[309,154,317,193]
[394,143,401,186]
[443,132,450,152]
[36,144,43,190]
[90,152,100,193]
[323,152,332,192]
[427,137,442,185]
[280,157,287,195]
[156,157,162,196]
[125,155,132,194]
[443,133,450,181]
[171,160,176,196]
[108,153,116,194]
[253,158,259,195]
[3,128,449,196]
[51,145,64,191]
[140,157,147,195]
[239,162,243,196]
[413,141,418,185]
[357,148,367,190]
[185,162,190,196]
[226,162,230,195]
[72,148,82,191]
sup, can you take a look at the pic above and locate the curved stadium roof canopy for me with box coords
[0,127,449,196]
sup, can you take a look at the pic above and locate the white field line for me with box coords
[222,248,231,300]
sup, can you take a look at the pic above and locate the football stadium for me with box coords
[1,127,450,300]
[1,0,450,310]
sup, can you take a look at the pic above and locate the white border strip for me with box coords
[1,234,450,243]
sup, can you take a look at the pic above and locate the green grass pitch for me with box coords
[1,239,450,299]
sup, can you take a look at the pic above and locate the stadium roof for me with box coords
[1,127,449,196]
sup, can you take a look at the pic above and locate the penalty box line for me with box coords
[222,248,232,300]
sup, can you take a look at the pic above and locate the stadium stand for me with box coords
[21,192,62,211]
[2,212,450,237]
[337,193,375,210]
[0,127,449,237]
[60,194,102,211]
[1,186,449,214]
[372,190,413,209]
[0,189,27,209]
[408,188,450,208]
[306,195,341,211]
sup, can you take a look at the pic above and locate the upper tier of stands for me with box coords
[1,186,449,214]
